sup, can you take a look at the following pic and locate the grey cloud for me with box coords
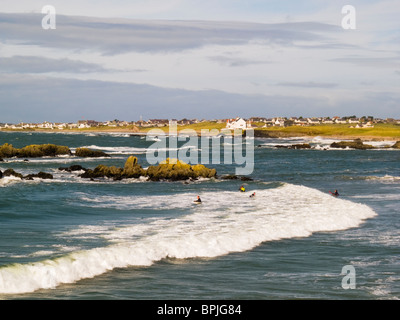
[1,75,397,124]
[0,55,108,73]
[0,13,339,55]
[208,55,272,67]
[277,81,338,88]
[330,56,400,68]
[0,74,330,123]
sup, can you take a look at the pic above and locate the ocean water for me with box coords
[0,131,399,300]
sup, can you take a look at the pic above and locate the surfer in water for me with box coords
[194,195,202,203]
[249,192,256,198]
[239,185,246,192]
[330,189,339,197]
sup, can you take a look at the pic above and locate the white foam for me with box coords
[78,145,148,154]
[0,176,22,187]
[0,184,377,294]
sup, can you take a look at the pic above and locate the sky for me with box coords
[0,0,399,123]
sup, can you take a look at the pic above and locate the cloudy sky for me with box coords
[0,0,399,123]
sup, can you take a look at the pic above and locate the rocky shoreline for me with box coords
[1,139,399,182]
[269,139,400,150]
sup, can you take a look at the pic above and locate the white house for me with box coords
[273,118,286,127]
[226,118,251,130]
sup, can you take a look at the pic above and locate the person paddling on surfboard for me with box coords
[194,195,202,203]
[239,185,246,192]
[329,189,339,197]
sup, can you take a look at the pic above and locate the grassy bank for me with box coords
[254,124,400,140]
[2,123,399,140]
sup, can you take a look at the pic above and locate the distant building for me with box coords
[226,117,251,130]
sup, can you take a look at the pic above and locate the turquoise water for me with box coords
[0,131,399,300]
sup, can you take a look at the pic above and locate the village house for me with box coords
[149,119,170,127]
[348,118,360,124]
[226,117,252,130]
[334,117,348,124]
[307,118,321,125]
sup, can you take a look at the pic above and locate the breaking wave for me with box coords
[0,183,376,294]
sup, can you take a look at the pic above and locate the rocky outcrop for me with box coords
[145,159,216,181]
[1,168,53,180]
[392,141,400,149]
[74,147,110,158]
[274,143,312,149]
[79,156,145,180]
[79,157,217,181]
[121,155,146,178]
[0,143,71,158]
[58,165,87,172]
[220,174,253,181]
[24,172,53,180]
[330,139,375,150]
[2,168,24,179]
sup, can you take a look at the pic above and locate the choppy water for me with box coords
[0,131,399,300]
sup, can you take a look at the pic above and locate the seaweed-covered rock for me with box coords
[0,143,17,158]
[79,157,216,181]
[19,144,71,157]
[80,164,122,179]
[75,148,110,158]
[146,158,216,181]
[121,156,145,178]
[330,139,375,150]
[0,143,71,158]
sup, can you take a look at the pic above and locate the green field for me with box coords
[255,123,400,139]
[142,122,400,140]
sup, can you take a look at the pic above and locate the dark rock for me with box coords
[59,165,87,172]
[0,170,2,179]
[220,174,252,181]
[392,141,400,149]
[36,172,53,179]
[75,147,110,158]
[330,139,375,150]
[221,174,239,180]
[275,143,312,149]
[24,172,53,180]
[3,168,23,179]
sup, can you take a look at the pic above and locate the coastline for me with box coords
[1,126,399,142]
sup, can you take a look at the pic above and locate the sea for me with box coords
[0,131,399,301]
